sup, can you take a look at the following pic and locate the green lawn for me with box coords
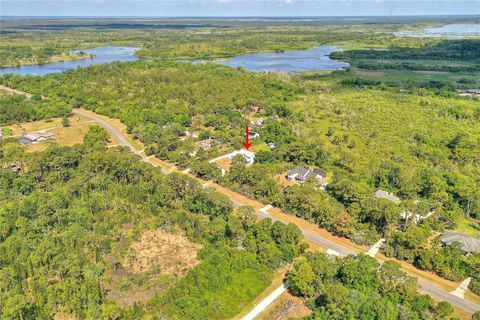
[454,215,480,237]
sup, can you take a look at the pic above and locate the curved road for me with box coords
[74,109,171,175]
[74,108,480,314]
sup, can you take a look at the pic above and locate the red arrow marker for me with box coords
[243,126,252,150]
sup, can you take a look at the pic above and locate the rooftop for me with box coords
[287,166,326,182]
[23,132,55,141]
[440,232,480,253]
[288,165,309,177]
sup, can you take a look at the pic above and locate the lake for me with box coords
[195,45,349,72]
[395,24,480,38]
[0,46,141,76]
[2,44,348,75]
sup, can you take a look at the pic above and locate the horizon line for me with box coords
[2,14,480,18]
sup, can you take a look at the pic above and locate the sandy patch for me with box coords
[123,229,202,277]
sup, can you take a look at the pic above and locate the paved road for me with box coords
[75,108,480,314]
[241,282,290,320]
[73,109,170,175]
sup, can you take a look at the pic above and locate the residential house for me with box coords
[286,165,326,183]
[440,232,480,254]
[250,118,264,127]
[267,142,276,150]
[239,149,255,164]
[458,89,480,96]
[11,164,21,173]
[375,190,401,205]
[248,131,260,140]
[22,132,54,144]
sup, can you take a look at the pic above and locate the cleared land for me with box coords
[124,229,202,276]
[106,229,202,307]
[5,115,118,152]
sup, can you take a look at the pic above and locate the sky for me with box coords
[1,0,479,17]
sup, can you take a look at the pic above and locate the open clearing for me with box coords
[5,115,118,152]
[7,114,89,135]
[105,229,202,306]
[215,157,232,171]
[124,229,202,276]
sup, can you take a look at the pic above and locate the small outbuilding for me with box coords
[267,142,276,150]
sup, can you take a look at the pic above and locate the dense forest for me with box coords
[0,128,305,319]
[288,252,459,319]
[332,40,480,61]
[0,93,71,125]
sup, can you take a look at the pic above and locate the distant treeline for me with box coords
[341,77,456,93]
[355,60,480,73]
[333,40,480,62]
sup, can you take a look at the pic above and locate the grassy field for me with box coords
[6,114,89,135]
[5,115,118,152]
[454,215,480,237]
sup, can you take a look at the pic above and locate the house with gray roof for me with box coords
[440,232,480,254]
[286,166,326,183]
[22,132,54,144]
[458,89,480,96]
[375,189,401,205]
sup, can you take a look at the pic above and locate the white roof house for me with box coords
[239,149,255,164]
